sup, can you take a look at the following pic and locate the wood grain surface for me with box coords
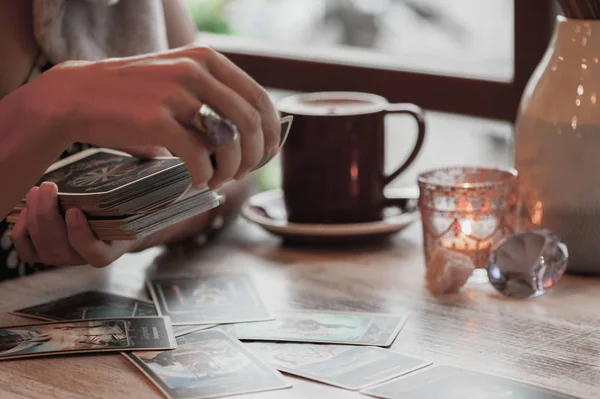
[0,220,599,399]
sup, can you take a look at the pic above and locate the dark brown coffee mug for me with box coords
[278,91,426,224]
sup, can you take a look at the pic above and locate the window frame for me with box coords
[205,0,556,122]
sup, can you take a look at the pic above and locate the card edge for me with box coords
[172,324,217,338]
[380,315,409,347]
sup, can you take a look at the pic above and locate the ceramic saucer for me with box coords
[241,187,420,244]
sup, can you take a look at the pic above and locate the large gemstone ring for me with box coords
[191,104,239,150]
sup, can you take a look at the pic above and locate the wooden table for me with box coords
[1,219,599,399]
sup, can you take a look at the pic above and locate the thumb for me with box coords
[120,145,172,159]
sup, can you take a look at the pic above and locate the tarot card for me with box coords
[360,365,578,399]
[123,317,177,350]
[39,148,184,197]
[210,116,293,171]
[133,302,159,317]
[147,274,273,325]
[124,329,291,399]
[11,291,158,321]
[245,342,431,390]
[0,317,176,360]
[255,116,294,169]
[222,311,406,347]
[172,325,217,338]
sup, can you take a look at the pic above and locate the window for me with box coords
[185,0,558,190]
[187,0,556,121]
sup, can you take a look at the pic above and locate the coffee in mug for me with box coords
[278,91,426,225]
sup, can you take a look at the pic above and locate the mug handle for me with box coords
[383,103,426,208]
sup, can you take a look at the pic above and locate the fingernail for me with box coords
[40,181,58,193]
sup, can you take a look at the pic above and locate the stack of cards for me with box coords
[6,116,294,241]
[6,148,221,240]
[15,149,194,217]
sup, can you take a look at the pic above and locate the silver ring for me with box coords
[191,104,239,150]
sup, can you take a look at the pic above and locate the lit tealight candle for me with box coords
[440,220,492,268]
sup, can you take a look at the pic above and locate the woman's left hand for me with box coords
[11,181,144,267]
[10,146,170,267]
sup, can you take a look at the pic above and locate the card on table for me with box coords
[360,365,578,399]
[11,291,158,321]
[124,328,291,399]
[222,311,406,347]
[0,317,176,360]
[147,274,273,325]
[245,342,431,390]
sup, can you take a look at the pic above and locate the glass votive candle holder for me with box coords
[417,166,518,275]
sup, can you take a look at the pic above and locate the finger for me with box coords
[121,145,172,158]
[65,208,127,268]
[115,56,258,183]
[164,115,214,187]
[186,66,264,177]
[206,52,280,166]
[12,208,40,264]
[35,182,85,266]
[207,134,242,190]
[141,109,214,188]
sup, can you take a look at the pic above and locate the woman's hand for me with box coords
[10,147,171,268]
[16,44,280,190]
[11,182,143,267]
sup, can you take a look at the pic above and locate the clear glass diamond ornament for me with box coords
[486,229,568,298]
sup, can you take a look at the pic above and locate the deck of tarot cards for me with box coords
[7,116,294,241]
[7,148,222,240]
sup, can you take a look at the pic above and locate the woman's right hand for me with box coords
[14,44,281,189]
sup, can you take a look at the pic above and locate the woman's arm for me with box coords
[4,2,273,268]
[0,91,67,220]
[162,0,199,48]
[0,1,67,220]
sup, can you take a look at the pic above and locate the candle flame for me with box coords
[461,220,472,235]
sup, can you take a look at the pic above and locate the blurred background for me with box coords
[185,0,513,80]
[184,0,552,193]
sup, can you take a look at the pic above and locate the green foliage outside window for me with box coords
[185,0,232,34]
